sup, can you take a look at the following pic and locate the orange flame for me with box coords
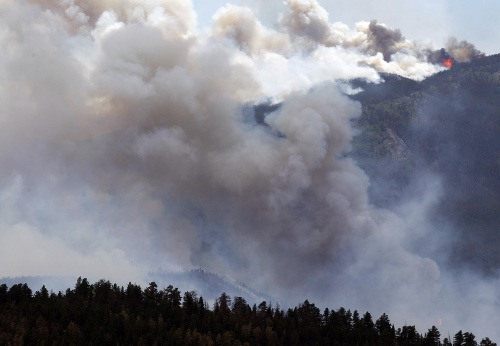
[443,58,453,68]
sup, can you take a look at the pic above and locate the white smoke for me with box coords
[0,0,497,340]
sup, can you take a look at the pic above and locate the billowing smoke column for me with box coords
[365,20,405,61]
[427,38,485,68]
[445,37,485,62]
[0,0,497,340]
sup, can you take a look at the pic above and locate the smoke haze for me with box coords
[0,0,497,339]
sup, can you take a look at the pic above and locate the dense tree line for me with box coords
[0,278,496,345]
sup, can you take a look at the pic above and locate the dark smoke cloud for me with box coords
[0,0,498,340]
[427,37,485,65]
[445,37,485,62]
[427,48,452,65]
[366,20,405,61]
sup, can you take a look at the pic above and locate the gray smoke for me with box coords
[427,47,452,65]
[366,20,405,61]
[427,37,485,65]
[445,37,485,62]
[281,0,335,46]
[0,0,497,340]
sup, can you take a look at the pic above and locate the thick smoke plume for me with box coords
[0,0,497,340]
[427,37,485,65]
[445,37,485,62]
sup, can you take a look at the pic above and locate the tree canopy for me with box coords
[0,278,496,345]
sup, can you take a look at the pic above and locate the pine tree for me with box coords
[398,325,420,345]
[454,330,464,346]
[376,313,396,345]
[463,332,477,346]
[480,337,497,346]
[423,325,441,346]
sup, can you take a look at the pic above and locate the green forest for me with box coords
[0,278,496,345]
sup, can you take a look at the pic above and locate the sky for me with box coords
[193,0,500,55]
[0,0,499,341]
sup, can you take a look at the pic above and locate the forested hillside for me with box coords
[0,278,496,345]
[352,54,500,163]
[350,54,500,272]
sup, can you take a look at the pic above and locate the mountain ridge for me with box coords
[350,53,500,273]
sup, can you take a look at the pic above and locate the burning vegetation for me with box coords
[443,57,453,68]
[428,38,485,69]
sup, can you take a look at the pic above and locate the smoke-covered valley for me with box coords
[0,0,498,340]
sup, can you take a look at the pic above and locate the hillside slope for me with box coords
[351,54,500,273]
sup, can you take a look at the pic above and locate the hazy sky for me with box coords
[193,0,500,55]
